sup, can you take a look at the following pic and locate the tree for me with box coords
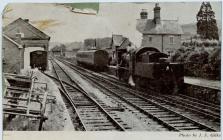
[196,2,219,40]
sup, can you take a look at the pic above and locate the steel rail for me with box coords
[153,95,220,120]
[89,75,218,131]
[178,94,220,108]
[75,71,217,131]
[50,59,126,131]
[57,58,217,132]
[50,60,87,131]
[60,58,220,108]
[59,58,220,122]
[163,95,220,112]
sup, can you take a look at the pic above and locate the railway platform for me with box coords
[107,66,221,91]
[184,76,220,90]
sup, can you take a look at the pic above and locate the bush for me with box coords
[171,46,220,80]
[182,38,221,48]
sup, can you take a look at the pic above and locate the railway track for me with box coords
[50,59,172,131]
[99,73,221,122]
[61,58,221,121]
[55,57,218,131]
[45,73,85,130]
[99,72,221,114]
[50,59,127,131]
[154,94,220,119]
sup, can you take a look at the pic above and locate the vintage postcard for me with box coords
[1,1,221,140]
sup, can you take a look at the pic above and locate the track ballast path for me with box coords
[50,59,126,131]
[57,57,218,132]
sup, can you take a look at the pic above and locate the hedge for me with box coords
[171,45,220,80]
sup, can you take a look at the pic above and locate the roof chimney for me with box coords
[24,19,29,22]
[140,9,148,19]
[15,29,24,45]
[154,3,161,24]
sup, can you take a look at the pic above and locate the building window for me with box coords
[3,58,6,64]
[149,37,152,42]
[169,36,174,44]
[2,48,5,58]
[2,48,6,64]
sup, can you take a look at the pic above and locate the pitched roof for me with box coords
[3,18,50,40]
[136,19,183,35]
[117,37,130,50]
[51,45,66,51]
[96,37,112,49]
[112,34,123,46]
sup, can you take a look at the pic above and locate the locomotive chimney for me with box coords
[154,3,161,24]
[140,9,148,19]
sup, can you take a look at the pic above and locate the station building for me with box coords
[110,34,131,63]
[51,45,65,57]
[136,4,183,55]
[3,18,50,73]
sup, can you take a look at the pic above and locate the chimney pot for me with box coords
[154,3,161,24]
[15,29,24,44]
[24,19,29,22]
[140,9,148,19]
[15,33,22,44]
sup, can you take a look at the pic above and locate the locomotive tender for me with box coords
[76,49,109,71]
[115,47,184,94]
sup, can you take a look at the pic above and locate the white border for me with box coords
[0,1,222,140]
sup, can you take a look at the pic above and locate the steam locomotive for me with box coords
[113,47,184,94]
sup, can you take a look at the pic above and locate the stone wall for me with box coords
[141,34,162,51]
[141,34,181,54]
[183,83,220,104]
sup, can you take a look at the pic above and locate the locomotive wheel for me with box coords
[147,79,158,92]
[159,76,177,94]
[152,79,162,93]
[160,81,173,94]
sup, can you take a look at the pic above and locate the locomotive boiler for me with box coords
[115,47,184,94]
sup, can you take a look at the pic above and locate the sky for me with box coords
[2,2,222,47]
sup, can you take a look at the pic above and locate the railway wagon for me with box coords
[76,49,109,71]
[30,50,47,71]
[116,47,184,94]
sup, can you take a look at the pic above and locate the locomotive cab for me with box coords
[132,47,183,94]
[114,46,184,94]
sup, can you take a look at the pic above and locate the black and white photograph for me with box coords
[2,2,221,134]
